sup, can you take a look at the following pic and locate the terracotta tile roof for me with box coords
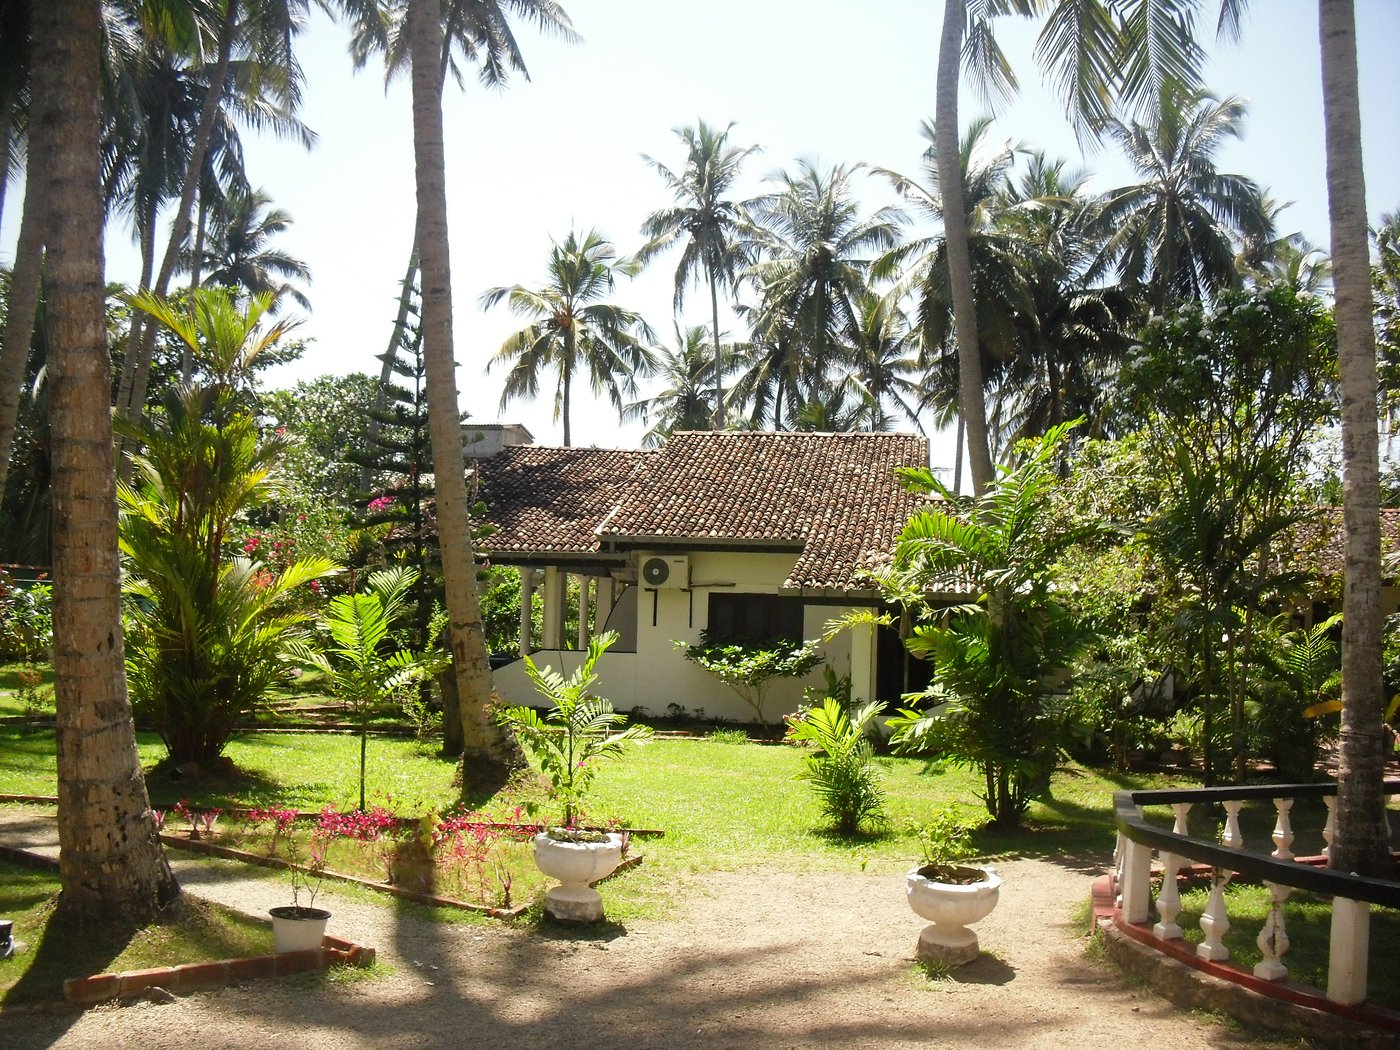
[603,431,929,591]
[470,446,655,556]
[474,431,928,591]
[1284,506,1400,579]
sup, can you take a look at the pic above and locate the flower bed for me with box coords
[154,802,572,911]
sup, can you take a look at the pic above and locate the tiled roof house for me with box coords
[470,430,932,723]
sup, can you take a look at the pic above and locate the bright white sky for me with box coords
[4,0,1399,472]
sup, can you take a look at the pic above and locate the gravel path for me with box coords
[0,807,1295,1049]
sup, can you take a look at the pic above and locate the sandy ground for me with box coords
[0,808,1298,1050]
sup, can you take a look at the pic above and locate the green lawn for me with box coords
[0,859,273,1005]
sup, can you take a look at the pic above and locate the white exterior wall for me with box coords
[491,549,871,725]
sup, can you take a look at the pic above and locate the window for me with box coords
[706,593,805,645]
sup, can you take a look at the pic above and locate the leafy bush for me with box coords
[119,290,336,766]
[786,697,887,835]
[679,632,822,731]
[910,806,982,873]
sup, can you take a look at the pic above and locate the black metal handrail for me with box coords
[1114,780,1400,910]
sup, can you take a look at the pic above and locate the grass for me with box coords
[0,859,273,1004]
[0,662,54,719]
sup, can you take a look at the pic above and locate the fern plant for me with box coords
[787,696,887,834]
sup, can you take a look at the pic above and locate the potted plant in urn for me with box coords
[905,807,1000,967]
[497,630,652,922]
[269,832,331,952]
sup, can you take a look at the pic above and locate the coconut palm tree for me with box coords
[482,229,655,447]
[622,323,732,446]
[874,118,1038,466]
[189,186,312,311]
[842,290,925,433]
[343,0,577,490]
[932,0,1252,493]
[741,161,902,400]
[989,153,1140,445]
[1320,0,1388,876]
[1094,92,1274,308]
[116,0,315,436]
[637,120,759,428]
[30,0,178,924]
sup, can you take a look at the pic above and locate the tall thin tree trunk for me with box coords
[1321,0,1389,876]
[561,328,574,447]
[0,169,45,499]
[709,272,723,429]
[34,0,178,924]
[936,0,994,494]
[407,0,521,796]
[182,192,211,382]
[117,199,160,408]
[118,0,239,436]
[361,244,420,493]
[952,414,963,495]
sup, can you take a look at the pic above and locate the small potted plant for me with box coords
[905,806,1000,966]
[496,631,652,922]
[269,831,331,952]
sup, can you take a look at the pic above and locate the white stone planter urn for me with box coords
[533,832,624,922]
[905,864,1001,966]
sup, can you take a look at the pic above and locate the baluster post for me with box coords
[1323,795,1337,858]
[1221,800,1244,850]
[1197,870,1232,961]
[1253,882,1294,980]
[1270,798,1295,861]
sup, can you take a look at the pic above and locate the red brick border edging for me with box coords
[62,936,376,1005]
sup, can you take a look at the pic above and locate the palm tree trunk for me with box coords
[0,170,45,501]
[34,0,178,924]
[182,192,211,382]
[709,272,723,429]
[118,0,239,436]
[117,198,159,406]
[361,243,420,493]
[1320,0,1389,876]
[936,0,994,495]
[952,411,964,496]
[562,326,574,447]
[407,0,521,796]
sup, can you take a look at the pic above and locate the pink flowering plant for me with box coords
[495,631,652,839]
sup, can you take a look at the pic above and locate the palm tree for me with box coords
[482,229,655,446]
[989,153,1140,445]
[842,290,925,433]
[116,0,315,435]
[405,0,521,794]
[31,0,178,924]
[1320,0,1388,876]
[637,120,759,428]
[1094,92,1274,308]
[933,0,1252,492]
[344,0,577,490]
[874,118,1038,472]
[741,161,902,405]
[622,323,731,446]
[189,186,312,310]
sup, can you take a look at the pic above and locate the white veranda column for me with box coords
[519,568,534,657]
[576,576,592,649]
[594,574,614,635]
[542,566,563,650]
[847,612,878,705]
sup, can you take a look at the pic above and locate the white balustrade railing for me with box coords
[1113,781,1400,1008]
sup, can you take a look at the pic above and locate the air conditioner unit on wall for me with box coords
[640,555,689,589]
